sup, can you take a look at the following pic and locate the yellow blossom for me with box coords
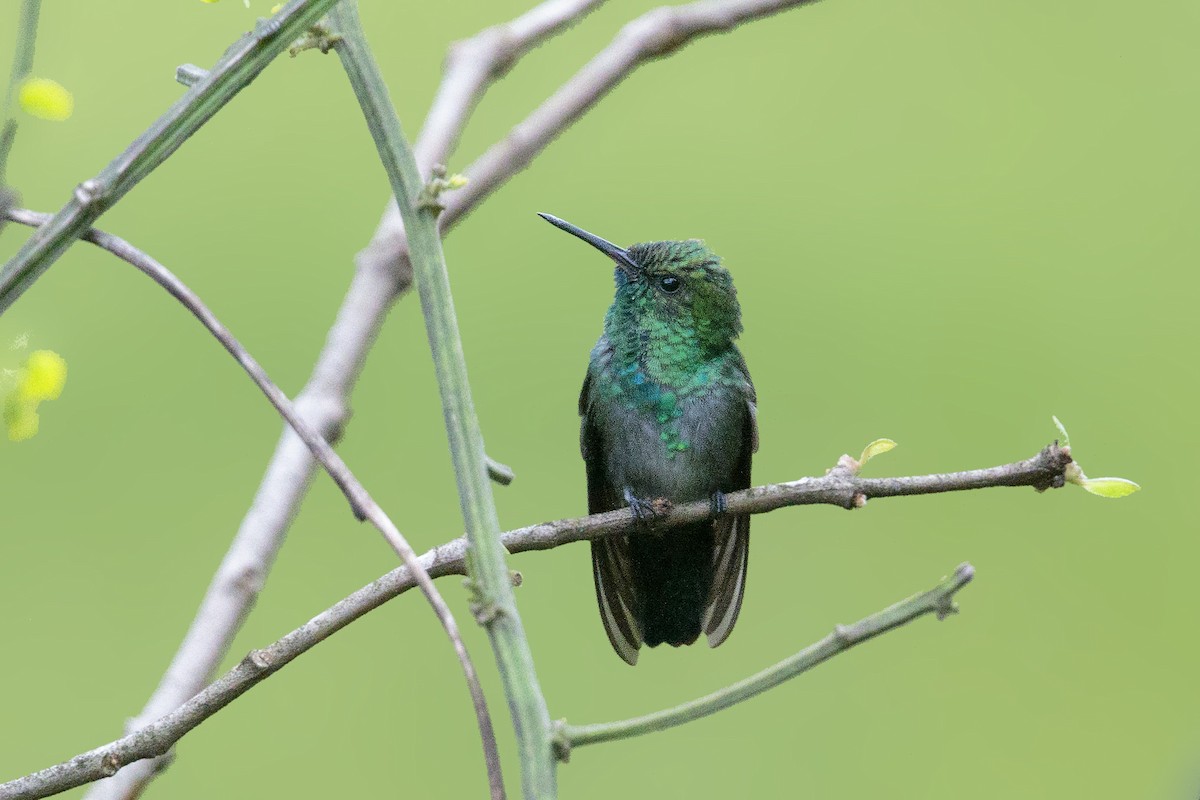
[18,78,74,122]
[21,350,67,401]
[4,349,67,441]
[4,400,39,441]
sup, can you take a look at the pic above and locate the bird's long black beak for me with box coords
[538,213,642,276]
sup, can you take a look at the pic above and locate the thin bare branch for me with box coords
[330,2,538,794]
[0,0,352,315]
[66,3,606,797]
[445,0,827,221]
[366,0,828,281]
[62,1,829,795]
[359,0,603,286]
[416,0,605,171]
[2,208,500,799]
[0,0,42,185]
[0,442,1072,800]
[554,563,975,760]
[80,252,396,800]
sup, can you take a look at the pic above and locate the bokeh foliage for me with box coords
[0,1,1193,798]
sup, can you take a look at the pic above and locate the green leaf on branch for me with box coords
[1053,415,1140,499]
[857,438,897,470]
[1078,477,1141,498]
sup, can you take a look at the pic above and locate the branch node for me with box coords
[485,454,516,486]
[344,490,372,522]
[252,15,286,41]
[175,64,209,88]
[99,752,122,778]
[295,392,352,445]
[73,178,107,208]
[416,164,468,212]
[510,570,523,588]
[463,576,506,625]
[551,720,572,764]
[464,26,520,79]
[832,624,854,645]
[247,648,274,671]
[289,23,341,57]
[633,9,688,58]
[318,33,342,54]
[234,564,265,595]
[832,453,860,475]
[470,600,505,627]
[935,563,976,619]
[852,492,868,509]
[1031,442,1073,492]
[934,599,959,621]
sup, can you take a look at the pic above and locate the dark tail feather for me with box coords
[631,522,715,648]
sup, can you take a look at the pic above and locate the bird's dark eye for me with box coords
[658,276,681,293]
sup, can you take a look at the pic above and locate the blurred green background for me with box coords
[1,0,1195,797]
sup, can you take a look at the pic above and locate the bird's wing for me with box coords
[580,367,643,665]
[703,354,757,648]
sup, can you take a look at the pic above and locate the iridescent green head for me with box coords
[538,213,742,353]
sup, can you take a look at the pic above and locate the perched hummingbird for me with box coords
[539,213,757,666]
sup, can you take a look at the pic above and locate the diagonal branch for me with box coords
[328,4,547,797]
[81,2,604,797]
[355,0,606,280]
[359,0,605,284]
[0,0,42,186]
[2,207,501,799]
[0,442,1072,800]
[0,0,348,315]
[443,0,828,222]
[1,1,859,797]
[125,10,838,765]
[415,0,605,171]
[554,563,976,760]
[367,0,828,280]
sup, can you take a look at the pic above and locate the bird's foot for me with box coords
[710,490,729,517]
[624,488,667,527]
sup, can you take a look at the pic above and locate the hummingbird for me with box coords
[539,213,757,665]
